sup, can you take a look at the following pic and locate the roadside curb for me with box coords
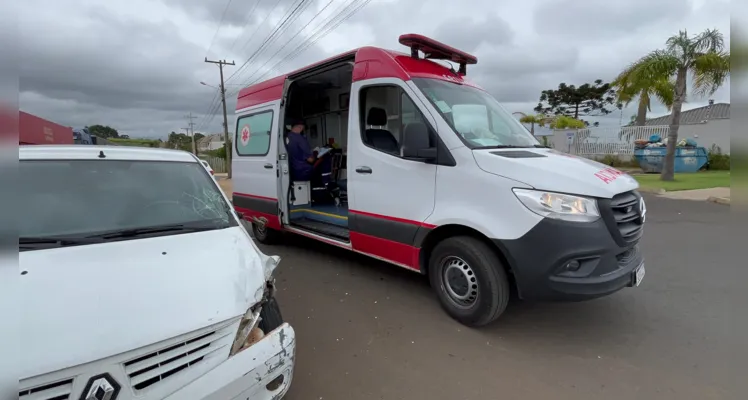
[637,187,666,195]
[707,196,731,205]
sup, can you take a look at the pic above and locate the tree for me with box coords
[166,132,194,152]
[612,70,675,126]
[622,29,730,181]
[86,124,119,138]
[547,115,586,130]
[518,114,547,135]
[534,80,618,123]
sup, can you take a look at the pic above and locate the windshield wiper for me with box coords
[88,224,218,240]
[533,144,551,148]
[19,236,104,249]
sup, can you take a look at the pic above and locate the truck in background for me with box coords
[73,127,117,146]
[19,111,73,145]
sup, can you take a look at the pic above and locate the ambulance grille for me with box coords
[606,191,644,244]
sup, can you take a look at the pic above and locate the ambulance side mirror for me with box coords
[401,122,436,162]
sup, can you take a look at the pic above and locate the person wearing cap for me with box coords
[286,118,315,180]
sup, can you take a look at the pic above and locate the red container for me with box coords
[19,111,73,145]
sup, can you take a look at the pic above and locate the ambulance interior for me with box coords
[284,61,409,240]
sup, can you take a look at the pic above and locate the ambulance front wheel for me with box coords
[429,236,511,327]
[252,222,281,244]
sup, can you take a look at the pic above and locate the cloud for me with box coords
[17,0,732,138]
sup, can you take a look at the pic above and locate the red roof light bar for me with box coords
[398,33,478,76]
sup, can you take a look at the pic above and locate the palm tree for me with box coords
[622,29,730,181]
[612,73,675,126]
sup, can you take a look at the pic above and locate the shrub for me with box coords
[705,144,730,170]
[596,154,640,169]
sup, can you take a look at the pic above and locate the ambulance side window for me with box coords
[358,85,432,157]
[235,111,274,156]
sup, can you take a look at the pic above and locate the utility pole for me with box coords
[185,112,197,155]
[205,57,236,178]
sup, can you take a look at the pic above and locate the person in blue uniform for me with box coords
[286,118,315,181]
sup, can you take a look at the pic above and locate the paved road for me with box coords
[261,195,745,400]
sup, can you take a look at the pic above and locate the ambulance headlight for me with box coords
[513,189,599,222]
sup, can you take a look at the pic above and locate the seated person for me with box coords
[286,118,315,181]
[286,118,335,184]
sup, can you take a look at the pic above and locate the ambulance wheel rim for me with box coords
[441,256,479,309]
[254,223,267,237]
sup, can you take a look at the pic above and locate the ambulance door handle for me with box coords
[355,166,372,174]
[264,163,273,169]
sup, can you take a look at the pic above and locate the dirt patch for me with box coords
[217,179,233,198]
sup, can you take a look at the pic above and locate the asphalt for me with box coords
[260,195,745,400]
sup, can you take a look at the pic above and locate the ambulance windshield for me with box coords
[412,78,540,149]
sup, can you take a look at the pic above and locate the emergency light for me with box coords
[398,33,478,76]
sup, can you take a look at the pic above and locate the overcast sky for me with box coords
[18,0,731,139]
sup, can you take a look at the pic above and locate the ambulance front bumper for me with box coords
[495,217,644,302]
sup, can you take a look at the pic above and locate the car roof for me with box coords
[19,146,199,162]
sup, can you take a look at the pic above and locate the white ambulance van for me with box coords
[232,34,646,327]
[19,146,295,400]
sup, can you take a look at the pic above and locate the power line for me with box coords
[228,0,277,54]
[206,0,236,57]
[227,0,360,95]
[225,0,314,85]
[235,0,371,91]
[236,0,335,86]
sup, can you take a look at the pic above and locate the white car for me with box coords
[19,146,295,400]
[200,159,215,176]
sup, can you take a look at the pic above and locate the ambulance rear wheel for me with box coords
[429,236,510,327]
[252,222,280,245]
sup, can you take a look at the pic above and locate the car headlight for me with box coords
[229,302,264,357]
[512,188,599,222]
[228,279,276,357]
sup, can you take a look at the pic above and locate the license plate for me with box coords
[633,264,646,286]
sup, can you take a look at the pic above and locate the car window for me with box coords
[18,160,235,242]
[236,110,274,156]
[413,78,539,148]
[358,85,434,156]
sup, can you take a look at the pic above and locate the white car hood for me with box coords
[19,226,277,379]
[473,148,639,198]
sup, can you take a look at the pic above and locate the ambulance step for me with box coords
[291,218,350,241]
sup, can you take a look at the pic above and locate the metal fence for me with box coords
[200,156,227,173]
[570,126,670,158]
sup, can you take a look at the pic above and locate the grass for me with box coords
[635,171,730,191]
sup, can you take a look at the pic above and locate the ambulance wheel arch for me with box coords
[417,223,518,293]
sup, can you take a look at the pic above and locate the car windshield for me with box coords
[19,159,235,248]
[412,78,539,148]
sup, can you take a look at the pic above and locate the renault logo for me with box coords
[639,197,647,223]
[79,373,120,400]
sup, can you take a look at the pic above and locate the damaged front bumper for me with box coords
[164,323,296,400]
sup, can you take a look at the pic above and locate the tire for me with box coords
[259,297,284,333]
[428,236,510,327]
[252,221,281,245]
